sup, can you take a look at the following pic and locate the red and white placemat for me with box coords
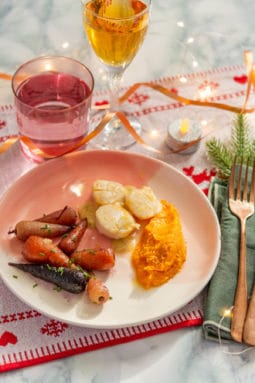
[0,64,253,372]
[0,280,203,372]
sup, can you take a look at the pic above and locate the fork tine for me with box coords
[250,158,255,204]
[236,157,243,200]
[229,156,237,200]
[243,159,249,202]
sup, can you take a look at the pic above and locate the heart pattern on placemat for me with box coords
[0,331,18,347]
[233,74,247,84]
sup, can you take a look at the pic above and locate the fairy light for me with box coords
[179,76,187,84]
[99,67,109,84]
[216,306,254,355]
[198,85,213,100]
[149,129,160,139]
[187,37,194,44]
[62,41,69,49]
[177,20,184,27]
[223,308,232,318]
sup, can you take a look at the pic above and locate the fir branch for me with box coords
[206,138,233,178]
[230,114,252,161]
[206,113,255,179]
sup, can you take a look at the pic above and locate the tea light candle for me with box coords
[166,118,201,154]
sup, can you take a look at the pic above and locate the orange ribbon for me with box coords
[19,112,116,159]
[119,83,255,115]
[0,73,13,81]
[1,51,254,158]
[0,137,18,154]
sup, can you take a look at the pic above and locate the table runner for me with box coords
[0,64,254,372]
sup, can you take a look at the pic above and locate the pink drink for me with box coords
[12,56,94,160]
[15,72,92,157]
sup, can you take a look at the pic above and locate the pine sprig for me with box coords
[206,113,255,179]
[230,114,252,160]
[206,138,233,179]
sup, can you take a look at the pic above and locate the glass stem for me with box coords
[107,70,124,112]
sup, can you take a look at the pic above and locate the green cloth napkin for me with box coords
[203,177,255,342]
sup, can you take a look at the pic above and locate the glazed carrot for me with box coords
[22,235,74,268]
[35,206,77,225]
[72,248,115,271]
[10,220,71,241]
[86,277,110,304]
[9,263,88,294]
[58,219,88,255]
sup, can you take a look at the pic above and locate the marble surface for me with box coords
[2,0,255,382]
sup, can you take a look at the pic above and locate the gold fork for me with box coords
[228,157,255,343]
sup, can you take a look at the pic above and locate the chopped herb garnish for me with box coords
[68,258,74,268]
[40,224,51,233]
[46,264,52,270]
[12,275,18,279]
[61,233,68,238]
[39,252,46,257]
[76,265,91,279]
[57,267,64,275]
[50,249,56,253]
[83,270,91,279]
[88,249,95,255]
[33,283,38,288]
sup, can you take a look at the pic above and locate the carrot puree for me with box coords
[132,200,186,289]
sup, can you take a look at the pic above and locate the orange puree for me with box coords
[132,200,186,289]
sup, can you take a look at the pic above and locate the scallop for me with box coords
[92,180,126,205]
[125,186,162,220]
[95,204,140,239]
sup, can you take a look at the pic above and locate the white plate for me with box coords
[0,150,221,328]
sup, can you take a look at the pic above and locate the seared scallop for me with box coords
[125,186,162,220]
[95,204,140,239]
[92,180,126,205]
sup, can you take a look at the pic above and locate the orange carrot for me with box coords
[22,235,73,268]
[86,277,110,304]
[72,248,115,271]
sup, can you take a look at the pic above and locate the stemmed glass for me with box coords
[81,0,151,150]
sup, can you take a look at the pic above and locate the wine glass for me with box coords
[82,0,151,150]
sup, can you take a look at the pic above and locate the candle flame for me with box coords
[179,118,190,135]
